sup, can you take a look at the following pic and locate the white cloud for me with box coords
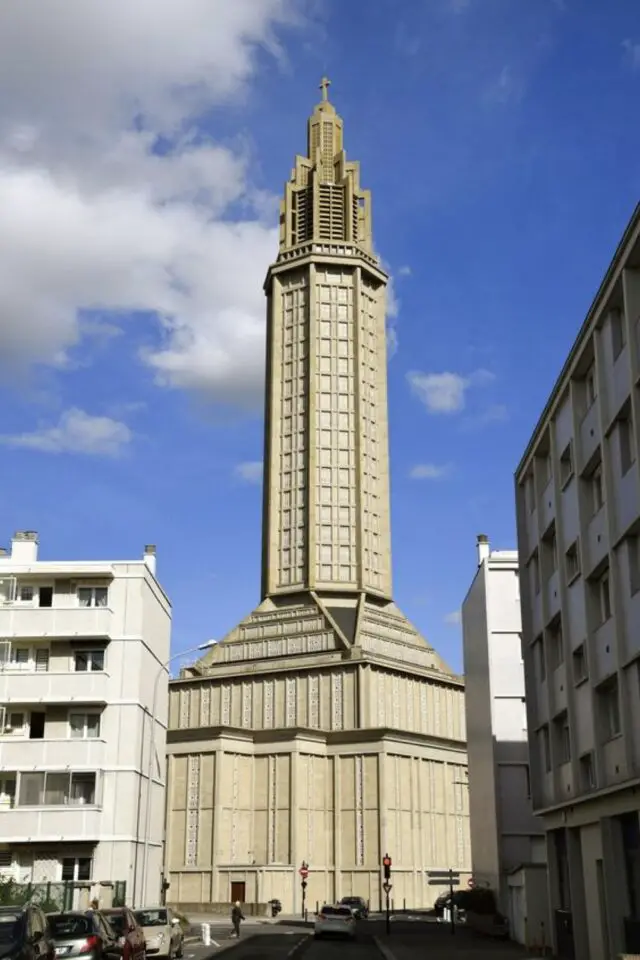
[483,65,523,106]
[235,460,263,483]
[397,265,412,277]
[444,610,462,626]
[622,39,640,70]
[407,368,494,414]
[0,408,132,456]
[0,0,307,406]
[409,463,452,480]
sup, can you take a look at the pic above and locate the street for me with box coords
[180,914,534,959]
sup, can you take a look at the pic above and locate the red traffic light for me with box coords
[383,855,392,866]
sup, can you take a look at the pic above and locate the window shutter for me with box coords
[35,649,50,672]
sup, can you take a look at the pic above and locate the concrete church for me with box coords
[165,80,470,912]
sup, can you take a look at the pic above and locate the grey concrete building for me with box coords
[165,80,470,913]
[516,205,640,960]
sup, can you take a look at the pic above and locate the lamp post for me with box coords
[140,639,217,905]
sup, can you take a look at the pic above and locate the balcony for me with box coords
[0,605,113,640]
[0,669,109,705]
[544,570,561,622]
[0,805,101,842]
[592,617,616,685]
[538,478,555,532]
[579,402,600,470]
[0,738,105,769]
[586,508,608,574]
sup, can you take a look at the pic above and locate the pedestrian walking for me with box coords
[231,900,245,938]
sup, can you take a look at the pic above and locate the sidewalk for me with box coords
[374,925,547,960]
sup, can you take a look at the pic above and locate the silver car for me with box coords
[133,909,183,960]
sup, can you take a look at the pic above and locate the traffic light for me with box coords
[383,854,392,881]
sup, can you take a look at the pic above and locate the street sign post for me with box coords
[299,862,309,920]
[427,869,460,936]
[382,855,392,936]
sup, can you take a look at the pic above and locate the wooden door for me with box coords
[231,882,246,904]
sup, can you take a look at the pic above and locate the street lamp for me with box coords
[140,639,217,905]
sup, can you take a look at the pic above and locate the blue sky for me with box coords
[0,0,639,673]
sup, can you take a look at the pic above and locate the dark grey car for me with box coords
[47,912,117,960]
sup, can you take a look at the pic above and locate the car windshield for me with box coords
[103,913,126,934]
[321,907,351,917]
[341,898,361,904]
[49,916,94,939]
[134,911,167,927]
[0,915,20,943]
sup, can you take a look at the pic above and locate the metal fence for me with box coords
[0,880,127,912]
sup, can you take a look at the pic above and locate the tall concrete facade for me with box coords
[461,535,547,945]
[0,532,171,908]
[165,81,470,913]
[516,205,640,960]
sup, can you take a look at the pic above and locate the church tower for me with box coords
[165,82,470,912]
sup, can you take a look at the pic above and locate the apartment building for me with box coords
[462,535,548,945]
[516,205,640,960]
[0,531,171,908]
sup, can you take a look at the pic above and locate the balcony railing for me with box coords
[0,605,113,639]
[0,805,102,842]
[0,669,109,704]
[0,737,105,769]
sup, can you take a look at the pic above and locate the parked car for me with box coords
[314,905,356,940]
[133,910,182,960]
[0,903,55,960]
[338,897,368,919]
[100,909,145,960]
[47,911,118,960]
[434,890,467,918]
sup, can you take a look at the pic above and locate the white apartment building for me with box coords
[516,205,640,960]
[462,535,548,946]
[0,531,171,908]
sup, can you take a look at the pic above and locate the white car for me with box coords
[314,904,356,939]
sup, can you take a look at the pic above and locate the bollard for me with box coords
[403,898,406,912]
[200,923,210,947]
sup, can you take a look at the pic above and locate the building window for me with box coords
[69,713,100,739]
[553,712,571,764]
[628,536,640,596]
[572,644,588,684]
[0,777,16,809]
[534,636,546,682]
[560,443,574,487]
[74,650,105,672]
[38,586,53,608]
[540,725,551,773]
[35,649,50,673]
[525,473,535,514]
[591,463,604,514]
[565,541,580,584]
[597,678,621,740]
[18,771,96,807]
[29,711,45,740]
[619,415,635,475]
[611,308,626,361]
[77,587,108,608]
[542,526,558,580]
[6,712,25,735]
[596,570,612,624]
[547,617,564,668]
[586,364,597,407]
[10,647,29,670]
[62,857,92,882]
[580,752,596,791]
[530,551,541,595]
[17,584,34,603]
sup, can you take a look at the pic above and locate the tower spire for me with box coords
[276,80,373,254]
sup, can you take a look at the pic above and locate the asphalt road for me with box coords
[182,918,379,958]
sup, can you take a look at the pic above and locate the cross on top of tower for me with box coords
[319,76,331,101]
